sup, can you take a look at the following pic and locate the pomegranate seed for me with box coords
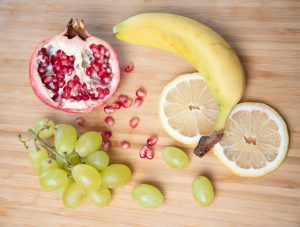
[82,83,87,91]
[93,52,101,59]
[101,130,112,140]
[82,95,89,100]
[124,63,134,73]
[73,75,80,82]
[120,141,130,149]
[106,67,112,74]
[112,101,122,109]
[75,116,85,126]
[147,136,158,147]
[38,48,47,56]
[90,44,99,52]
[100,77,111,85]
[61,59,69,66]
[134,97,143,108]
[69,55,75,62]
[91,61,101,72]
[58,80,65,88]
[104,106,115,114]
[104,50,110,58]
[103,88,110,95]
[104,116,114,126]
[67,80,75,88]
[139,145,154,159]
[122,98,133,108]
[38,67,46,75]
[61,66,68,74]
[39,61,49,68]
[67,66,75,74]
[96,56,105,64]
[86,67,93,76]
[97,68,107,77]
[136,87,146,98]
[102,63,108,69]
[52,82,59,91]
[56,73,64,79]
[56,50,65,56]
[129,117,139,128]
[51,92,59,101]
[119,95,128,103]
[102,140,111,152]
[42,75,52,84]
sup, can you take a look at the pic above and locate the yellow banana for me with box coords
[113,13,245,155]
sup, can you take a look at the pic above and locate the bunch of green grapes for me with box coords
[23,118,132,208]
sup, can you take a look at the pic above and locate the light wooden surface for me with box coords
[0,0,300,226]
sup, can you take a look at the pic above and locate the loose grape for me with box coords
[75,131,102,157]
[39,169,69,191]
[72,164,102,190]
[102,164,131,189]
[84,151,109,171]
[54,124,77,155]
[63,181,86,208]
[29,146,48,168]
[132,184,164,208]
[88,186,112,208]
[38,158,58,175]
[34,118,55,139]
[162,146,189,169]
[192,176,214,207]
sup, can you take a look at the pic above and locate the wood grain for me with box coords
[0,0,300,226]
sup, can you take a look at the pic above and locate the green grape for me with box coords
[39,169,69,191]
[72,164,102,190]
[102,164,131,189]
[63,181,86,208]
[192,176,214,207]
[29,146,48,168]
[75,131,102,157]
[66,152,81,166]
[162,146,189,169]
[85,151,109,171]
[55,179,71,199]
[132,184,164,209]
[34,118,55,139]
[54,124,77,155]
[88,186,112,207]
[38,158,58,175]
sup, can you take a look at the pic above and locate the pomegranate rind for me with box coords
[29,32,120,113]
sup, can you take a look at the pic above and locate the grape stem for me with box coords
[27,128,72,166]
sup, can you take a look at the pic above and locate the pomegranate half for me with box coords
[29,19,120,113]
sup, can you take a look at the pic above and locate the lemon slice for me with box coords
[159,73,219,145]
[214,102,289,177]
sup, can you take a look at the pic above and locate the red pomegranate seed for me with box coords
[91,61,101,72]
[38,67,46,75]
[101,130,112,140]
[58,80,65,88]
[129,117,139,128]
[136,87,146,98]
[51,91,59,101]
[100,77,111,85]
[104,116,114,126]
[119,94,128,103]
[93,52,101,59]
[90,44,99,52]
[75,116,85,126]
[104,106,115,114]
[112,101,122,109]
[123,63,134,73]
[147,136,158,147]
[134,97,143,108]
[69,55,75,62]
[103,88,110,95]
[85,67,93,76]
[139,145,154,159]
[42,75,52,84]
[102,140,111,152]
[120,141,130,149]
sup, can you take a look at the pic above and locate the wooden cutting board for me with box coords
[0,0,299,226]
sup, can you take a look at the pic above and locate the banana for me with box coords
[113,13,245,156]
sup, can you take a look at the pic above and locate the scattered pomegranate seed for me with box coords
[134,97,143,108]
[139,145,154,159]
[122,98,133,108]
[123,63,134,73]
[136,87,146,98]
[112,101,122,109]
[101,130,112,140]
[104,106,115,114]
[102,140,111,151]
[129,117,140,128]
[104,116,114,126]
[119,94,129,103]
[147,136,158,147]
[120,141,130,149]
[75,116,85,126]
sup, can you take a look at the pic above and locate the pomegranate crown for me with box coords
[64,18,89,41]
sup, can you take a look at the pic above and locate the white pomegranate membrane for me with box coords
[29,20,120,113]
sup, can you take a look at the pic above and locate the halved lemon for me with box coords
[159,73,219,146]
[214,102,289,177]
